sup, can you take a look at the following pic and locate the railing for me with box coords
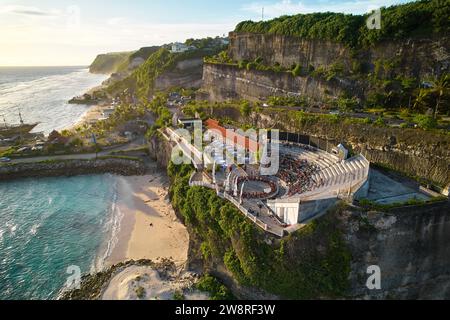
[189,171,216,189]
[224,193,284,238]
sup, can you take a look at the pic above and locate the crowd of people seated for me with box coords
[237,176,277,199]
[282,142,316,152]
[277,155,320,197]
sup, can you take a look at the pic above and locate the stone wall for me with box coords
[0,158,146,181]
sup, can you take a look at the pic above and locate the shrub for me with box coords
[135,287,146,299]
[374,117,386,127]
[292,64,302,77]
[173,291,185,300]
[413,115,438,130]
[196,274,234,300]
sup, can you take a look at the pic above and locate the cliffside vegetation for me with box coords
[104,38,226,100]
[235,0,449,49]
[89,52,133,74]
[168,162,352,299]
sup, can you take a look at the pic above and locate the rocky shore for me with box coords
[59,259,204,300]
[0,157,146,181]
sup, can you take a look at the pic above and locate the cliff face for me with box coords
[228,32,352,72]
[346,201,450,300]
[201,32,450,102]
[155,58,204,92]
[228,32,450,79]
[201,63,347,102]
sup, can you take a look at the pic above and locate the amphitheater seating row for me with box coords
[311,156,370,191]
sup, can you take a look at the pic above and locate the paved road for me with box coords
[8,139,147,164]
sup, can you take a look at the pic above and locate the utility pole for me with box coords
[0,115,7,128]
[18,108,24,125]
[262,7,265,21]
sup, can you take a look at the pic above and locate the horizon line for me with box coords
[0,65,90,68]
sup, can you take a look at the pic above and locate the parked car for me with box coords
[0,157,11,163]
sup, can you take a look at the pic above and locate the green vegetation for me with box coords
[358,196,448,211]
[266,95,308,107]
[89,51,133,74]
[135,286,146,299]
[172,290,186,301]
[168,163,352,299]
[196,275,234,300]
[107,39,225,101]
[235,1,449,49]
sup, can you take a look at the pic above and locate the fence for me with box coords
[268,131,339,154]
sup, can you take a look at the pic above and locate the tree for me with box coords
[240,101,252,117]
[413,88,430,113]
[426,74,450,118]
[414,74,450,117]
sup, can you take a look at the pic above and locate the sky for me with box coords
[0,0,412,66]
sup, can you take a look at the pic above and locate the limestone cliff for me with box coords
[228,32,450,79]
[201,32,450,103]
[200,62,348,102]
[154,58,204,92]
[346,201,450,299]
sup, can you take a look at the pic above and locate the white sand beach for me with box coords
[106,174,189,267]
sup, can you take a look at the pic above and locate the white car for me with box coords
[0,157,11,163]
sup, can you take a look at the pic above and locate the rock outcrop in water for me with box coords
[0,157,146,181]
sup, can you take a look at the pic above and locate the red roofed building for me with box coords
[205,119,261,156]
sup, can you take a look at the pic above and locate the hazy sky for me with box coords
[0,0,410,66]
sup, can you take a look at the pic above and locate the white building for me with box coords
[170,42,191,53]
[102,108,115,118]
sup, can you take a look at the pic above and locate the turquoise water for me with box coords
[0,175,118,300]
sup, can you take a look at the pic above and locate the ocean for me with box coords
[0,66,117,300]
[0,66,107,135]
[0,175,121,300]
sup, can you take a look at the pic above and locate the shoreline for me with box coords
[68,103,111,131]
[105,173,189,268]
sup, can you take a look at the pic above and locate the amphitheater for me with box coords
[163,119,433,237]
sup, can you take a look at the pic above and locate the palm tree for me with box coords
[413,89,429,113]
[426,74,450,119]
